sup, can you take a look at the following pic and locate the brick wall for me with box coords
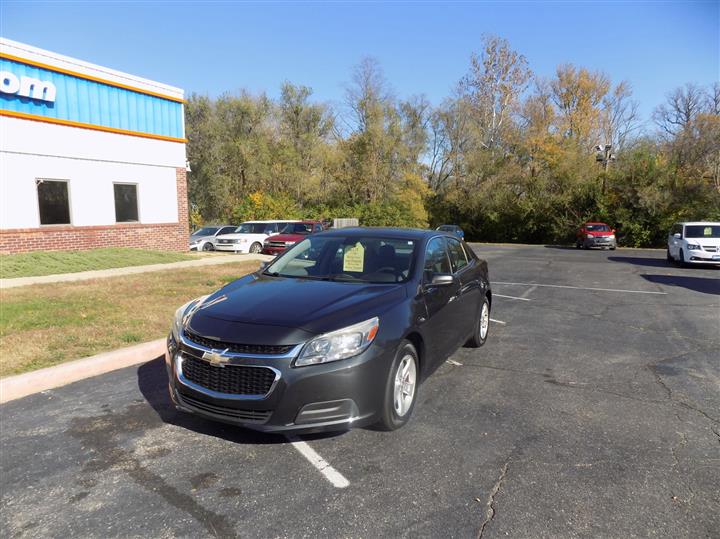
[0,167,190,255]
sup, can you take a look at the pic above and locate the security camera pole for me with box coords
[595,144,616,194]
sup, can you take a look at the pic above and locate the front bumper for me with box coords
[165,331,390,434]
[261,246,286,256]
[583,237,616,249]
[215,243,249,253]
[684,250,720,264]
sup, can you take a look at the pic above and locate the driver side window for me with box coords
[423,237,451,282]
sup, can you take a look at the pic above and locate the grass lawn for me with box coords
[0,248,200,279]
[0,259,260,377]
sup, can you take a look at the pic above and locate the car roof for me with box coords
[242,220,300,224]
[320,227,446,241]
[584,222,609,225]
[678,221,720,226]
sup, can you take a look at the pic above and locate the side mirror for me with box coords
[425,274,455,288]
[260,261,269,270]
[673,233,681,239]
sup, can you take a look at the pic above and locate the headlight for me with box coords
[238,238,247,243]
[295,317,379,367]
[609,234,615,239]
[687,243,701,251]
[586,233,594,239]
[285,241,296,246]
[172,295,209,338]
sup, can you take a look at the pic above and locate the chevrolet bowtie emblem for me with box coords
[202,349,230,367]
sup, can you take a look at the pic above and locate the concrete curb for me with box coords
[0,253,273,289]
[0,338,165,404]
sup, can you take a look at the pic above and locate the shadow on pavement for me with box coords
[608,256,671,268]
[641,274,720,295]
[137,357,294,445]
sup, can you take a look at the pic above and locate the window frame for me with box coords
[113,182,140,223]
[36,178,72,226]
[446,237,470,273]
[422,235,452,282]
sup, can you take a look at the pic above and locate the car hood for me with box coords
[215,233,266,240]
[266,233,307,242]
[686,237,720,245]
[185,274,406,344]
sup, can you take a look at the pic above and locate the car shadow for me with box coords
[641,274,720,295]
[608,256,672,268]
[543,245,578,250]
[137,357,345,444]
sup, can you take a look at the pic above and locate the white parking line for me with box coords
[494,281,667,295]
[286,435,350,489]
[494,293,531,301]
[446,359,463,366]
[490,318,506,325]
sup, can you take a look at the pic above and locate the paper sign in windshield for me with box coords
[343,243,365,272]
[704,227,712,236]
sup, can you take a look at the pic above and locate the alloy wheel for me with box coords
[393,354,417,417]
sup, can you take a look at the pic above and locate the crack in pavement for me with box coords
[477,459,510,538]
[648,365,720,425]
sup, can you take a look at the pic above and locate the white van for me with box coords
[215,220,299,254]
[667,222,720,265]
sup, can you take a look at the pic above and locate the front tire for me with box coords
[376,341,419,431]
[466,295,490,348]
[202,242,214,251]
[667,249,674,263]
[679,249,688,267]
[250,242,262,254]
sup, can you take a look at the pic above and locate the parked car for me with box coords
[214,221,299,254]
[189,225,237,251]
[261,220,325,256]
[436,224,464,240]
[667,221,720,266]
[166,227,491,433]
[575,222,616,249]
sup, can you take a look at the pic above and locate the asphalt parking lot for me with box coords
[1,245,718,538]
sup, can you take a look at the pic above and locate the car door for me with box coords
[668,224,681,257]
[421,236,464,367]
[446,237,479,343]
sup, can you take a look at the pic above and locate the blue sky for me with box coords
[1,1,718,124]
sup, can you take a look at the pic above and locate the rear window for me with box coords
[685,225,720,239]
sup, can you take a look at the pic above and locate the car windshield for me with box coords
[192,227,219,236]
[235,223,274,234]
[685,225,720,238]
[280,222,313,235]
[586,224,610,232]
[265,235,417,283]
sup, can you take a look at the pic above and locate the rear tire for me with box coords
[466,295,490,348]
[376,341,419,431]
[250,242,262,254]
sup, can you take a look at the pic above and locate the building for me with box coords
[0,38,189,254]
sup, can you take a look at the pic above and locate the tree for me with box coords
[652,83,707,137]
[460,35,531,153]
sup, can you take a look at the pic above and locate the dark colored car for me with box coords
[166,227,492,434]
[575,222,616,250]
[261,221,324,256]
[436,224,464,240]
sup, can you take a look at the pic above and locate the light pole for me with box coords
[595,144,616,194]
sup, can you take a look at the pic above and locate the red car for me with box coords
[575,222,617,250]
[261,220,325,255]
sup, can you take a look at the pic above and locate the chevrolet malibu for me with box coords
[166,228,492,433]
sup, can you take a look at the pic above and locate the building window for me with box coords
[37,179,71,225]
[114,183,139,222]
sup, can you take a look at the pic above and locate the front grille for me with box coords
[184,330,295,355]
[268,241,286,248]
[181,356,276,396]
[702,245,718,252]
[180,394,271,423]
